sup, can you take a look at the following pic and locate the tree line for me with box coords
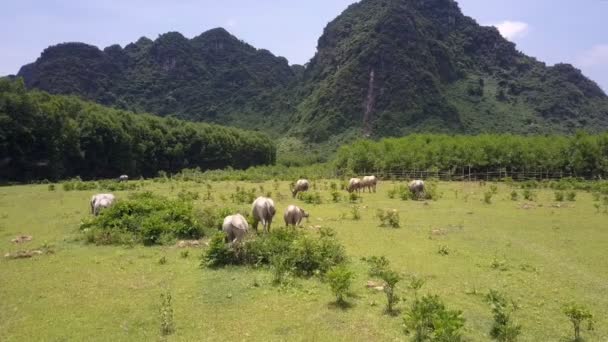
[335,133,608,178]
[0,79,276,182]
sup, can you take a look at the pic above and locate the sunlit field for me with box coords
[1,180,607,341]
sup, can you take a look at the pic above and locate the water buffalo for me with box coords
[284,205,309,227]
[251,197,276,233]
[90,194,116,215]
[408,180,425,199]
[118,175,129,182]
[292,179,310,198]
[347,178,362,193]
[222,214,249,243]
[362,175,378,193]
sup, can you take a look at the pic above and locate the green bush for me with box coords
[403,295,466,341]
[349,192,361,203]
[486,290,522,342]
[159,291,175,336]
[301,192,322,205]
[201,228,347,278]
[177,190,199,201]
[326,265,354,305]
[563,303,594,342]
[438,245,450,256]
[377,209,400,228]
[364,256,400,313]
[80,192,203,245]
[230,186,257,204]
[351,206,361,220]
[566,191,577,202]
[555,191,565,202]
[484,191,493,204]
[331,191,342,203]
[362,256,390,277]
[523,189,536,201]
[510,191,519,201]
[47,184,56,191]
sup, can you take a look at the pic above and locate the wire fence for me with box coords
[345,169,604,182]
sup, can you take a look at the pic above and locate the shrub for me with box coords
[202,233,237,268]
[403,295,466,341]
[301,192,322,205]
[566,191,577,202]
[510,191,519,201]
[202,228,347,278]
[490,185,499,194]
[380,269,401,314]
[330,182,338,191]
[351,206,361,220]
[271,254,292,285]
[331,191,342,203]
[563,303,594,342]
[438,245,450,256]
[327,265,354,305]
[80,192,204,245]
[362,256,390,277]
[555,191,565,202]
[484,191,493,204]
[177,189,199,201]
[230,186,256,204]
[47,184,55,191]
[158,256,168,265]
[159,291,175,336]
[180,250,190,258]
[486,290,522,342]
[349,192,361,203]
[377,209,400,228]
[523,189,536,201]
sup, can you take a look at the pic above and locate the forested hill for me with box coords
[0,79,276,182]
[17,28,296,132]
[15,0,608,143]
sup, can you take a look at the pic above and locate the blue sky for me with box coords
[1,0,607,91]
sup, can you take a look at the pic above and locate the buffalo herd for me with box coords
[89,176,426,243]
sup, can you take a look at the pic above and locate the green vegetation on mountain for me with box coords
[0,78,275,182]
[14,0,608,144]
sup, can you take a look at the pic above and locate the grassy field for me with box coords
[0,180,606,341]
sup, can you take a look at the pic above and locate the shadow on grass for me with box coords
[328,300,355,311]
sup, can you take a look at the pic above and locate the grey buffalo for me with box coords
[251,197,276,233]
[362,175,378,193]
[90,193,116,216]
[408,180,425,199]
[292,179,310,198]
[347,178,362,193]
[284,205,309,227]
[222,214,249,243]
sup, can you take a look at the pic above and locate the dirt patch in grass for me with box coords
[11,235,33,243]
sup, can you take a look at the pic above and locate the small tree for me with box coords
[563,303,594,341]
[159,291,175,336]
[485,290,522,341]
[403,294,465,341]
[326,265,354,305]
[380,269,401,314]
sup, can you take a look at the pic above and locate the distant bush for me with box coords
[47,184,56,191]
[377,209,400,228]
[301,192,322,205]
[331,191,342,203]
[177,190,199,201]
[351,206,361,220]
[81,192,203,245]
[363,256,401,314]
[484,191,494,204]
[349,192,361,203]
[554,191,565,202]
[438,245,450,256]
[523,189,536,201]
[230,186,257,204]
[159,291,175,336]
[403,295,466,341]
[566,191,577,202]
[510,191,519,201]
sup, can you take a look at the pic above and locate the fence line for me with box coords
[345,169,604,182]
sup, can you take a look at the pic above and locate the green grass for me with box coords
[0,181,607,341]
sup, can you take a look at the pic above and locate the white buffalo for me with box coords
[408,180,425,199]
[118,175,129,182]
[284,205,309,227]
[292,179,310,198]
[222,214,249,243]
[90,193,116,216]
[347,178,362,193]
[362,175,378,193]
[251,197,276,233]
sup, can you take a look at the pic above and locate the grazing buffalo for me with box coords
[118,175,129,182]
[408,180,425,199]
[362,175,378,193]
[222,214,249,243]
[251,197,276,233]
[292,179,310,198]
[90,193,116,216]
[284,205,309,227]
[347,178,362,193]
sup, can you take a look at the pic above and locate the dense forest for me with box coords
[0,79,275,182]
[335,134,608,177]
[15,0,608,144]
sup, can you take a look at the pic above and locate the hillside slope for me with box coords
[15,0,608,143]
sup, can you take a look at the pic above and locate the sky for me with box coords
[1,0,607,91]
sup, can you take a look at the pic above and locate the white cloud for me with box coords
[577,44,608,67]
[493,21,529,41]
